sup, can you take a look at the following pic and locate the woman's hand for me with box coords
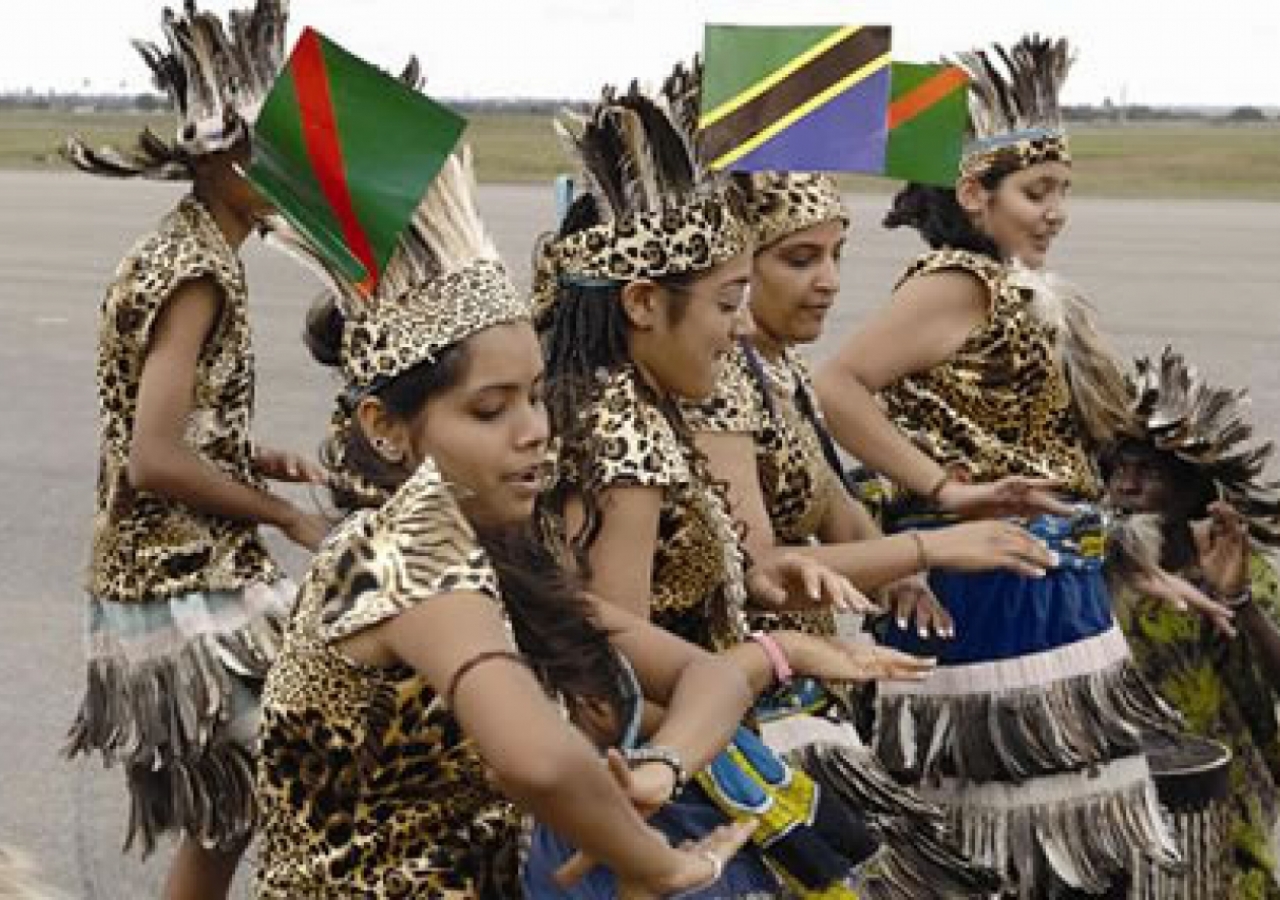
[936,476,1074,520]
[278,504,330,552]
[878,574,954,639]
[616,820,759,899]
[923,521,1058,578]
[746,551,879,614]
[776,632,935,684]
[1133,568,1236,638]
[1194,501,1250,599]
[554,750,758,895]
[253,446,328,484]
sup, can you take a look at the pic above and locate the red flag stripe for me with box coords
[889,67,968,130]
[291,29,378,292]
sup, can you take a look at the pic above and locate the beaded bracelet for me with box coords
[623,745,689,794]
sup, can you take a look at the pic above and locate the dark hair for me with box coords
[882,157,1026,258]
[304,293,627,728]
[305,293,473,511]
[537,194,739,578]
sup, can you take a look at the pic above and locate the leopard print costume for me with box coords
[89,194,280,602]
[686,344,839,639]
[549,368,741,650]
[256,459,523,899]
[879,249,1101,499]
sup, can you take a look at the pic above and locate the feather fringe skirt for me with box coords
[763,713,1004,898]
[873,519,1184,897]
[66,580,294,856]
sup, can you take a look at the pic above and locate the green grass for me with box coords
[5,108,1279,200]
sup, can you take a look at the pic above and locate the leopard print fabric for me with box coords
[960,131,1071,179]
[551,368,740,649]
[532,191,750,323]
[256,459,523,899]
[686,344,839,638]
[738,172,847,250]
[89,195,280,602]
[341,258,529,391]
[878,249,1101,498]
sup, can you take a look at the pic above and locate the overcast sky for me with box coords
[3,0,1277,107]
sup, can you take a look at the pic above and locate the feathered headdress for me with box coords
[270,141,528,509]
[531,57,750,320]
[734,171,848,251]
[1125,347,1280,546]
[954,35,1073,179]
[62,0,288,179]
[269,144,528,393]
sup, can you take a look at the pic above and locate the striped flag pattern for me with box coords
[886,62,969,186]
[247,28,465,293]
[699,25,892,173]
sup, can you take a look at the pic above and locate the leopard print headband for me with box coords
[341,258,529,391]
[960,128,1072,180]
[740,172,848,250]
[531,189,751,324]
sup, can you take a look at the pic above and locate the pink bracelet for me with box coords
[750,631,793,687]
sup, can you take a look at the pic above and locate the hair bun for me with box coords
[303,292,345,368]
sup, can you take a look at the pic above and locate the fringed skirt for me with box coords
[874,510,1182,897]
[65,579,295,856]
[761,692,1003,898]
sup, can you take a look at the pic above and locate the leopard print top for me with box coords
[687,344,839,638]
[551,368,739,650]
[89,195,280,602]
[878,249,1101,499]
[256,459,522,899]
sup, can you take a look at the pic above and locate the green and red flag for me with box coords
[886,62,969,186]
[699,24,893,173]
[247,28,465,293]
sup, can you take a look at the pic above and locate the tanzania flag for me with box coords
[699,25,892,173]
[886,62,969,186]
[247,28,465,293]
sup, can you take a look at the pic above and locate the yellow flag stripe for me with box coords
[699,26,862,128]
[709,51,891,170]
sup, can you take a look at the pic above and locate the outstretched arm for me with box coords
[815,271,1071,519]
[363,591,719,895]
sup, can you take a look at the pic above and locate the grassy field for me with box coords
[5,108,1279,199]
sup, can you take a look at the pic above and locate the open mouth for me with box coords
[503,464,545,495]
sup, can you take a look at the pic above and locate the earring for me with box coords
[372,437,403,463]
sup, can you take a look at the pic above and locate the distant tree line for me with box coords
[0,90,1272,123]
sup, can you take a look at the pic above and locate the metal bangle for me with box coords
[909,530,930,571]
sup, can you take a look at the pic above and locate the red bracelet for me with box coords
[750,631,793,686]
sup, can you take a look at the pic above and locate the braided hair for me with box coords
[537,195,750,624]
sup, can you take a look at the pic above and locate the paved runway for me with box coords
[1,169,1277,896]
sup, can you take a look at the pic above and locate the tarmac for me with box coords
[0,169,1277,896]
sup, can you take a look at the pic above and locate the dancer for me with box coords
[685,168,1075,897]
[61,3,325,898]
[253,139,834,896]
[812,36,1185,896]
[532,63,939,898]
[1107,348,1280,898]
